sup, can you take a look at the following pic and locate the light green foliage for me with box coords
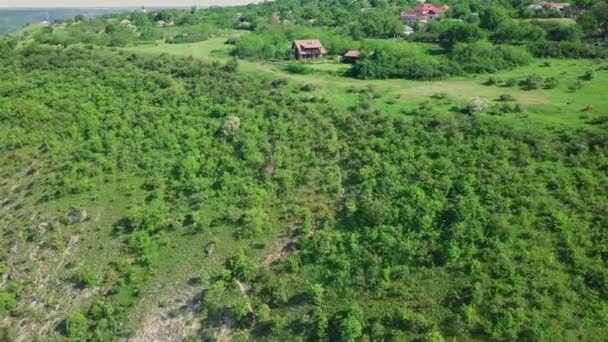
[1,1,608,340]
[338,306,364,342]
[74,265,97,288]
[0,292,17,312]
[65,311,88,339]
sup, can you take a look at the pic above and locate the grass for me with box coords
[121,38,608,128]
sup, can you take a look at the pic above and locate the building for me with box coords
[528,2,570,10]
[292,40,326,60]
[342,50,361,63]
[401,4,449,25]
[403,25,415,35]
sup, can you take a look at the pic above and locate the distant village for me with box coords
[289,0,574,63]
[38,1,576,65]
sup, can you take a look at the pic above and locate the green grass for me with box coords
[121,38,607,128]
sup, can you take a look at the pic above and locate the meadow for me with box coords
[123,37,608,128]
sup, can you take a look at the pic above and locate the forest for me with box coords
[0,0,608,341]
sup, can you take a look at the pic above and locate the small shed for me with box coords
[342,50,361,63]
[403,25,414,35]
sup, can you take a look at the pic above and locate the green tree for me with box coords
[65,311,88,339]
[338,306,363,342]
[480,6,510,31]
[438,21,486,49]
[577,2,608,40]
[0,291,17,312]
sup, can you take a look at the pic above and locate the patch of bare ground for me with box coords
[131,290,204,342]
[1,190,100,340]
[260,232,297,268]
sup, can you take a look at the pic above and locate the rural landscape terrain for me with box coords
[0,0,607,341]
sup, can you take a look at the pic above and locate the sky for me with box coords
[0,0,261,8]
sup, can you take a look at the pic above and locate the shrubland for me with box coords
[1,0,608,340]
[1,36,607,340]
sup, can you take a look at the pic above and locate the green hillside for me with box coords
[1,1,608,341]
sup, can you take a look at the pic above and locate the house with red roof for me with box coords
[400,4,449,25]
[292,39,326,60]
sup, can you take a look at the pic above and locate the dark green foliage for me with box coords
[498,93,516,101]
[436,21,486,49]
[577,2,608,40]
[479,6,510,31]
[580,70,596,80]
[504,77,518,87]
[285,61,311,74]
[544,76,560,89]
[530,41,607,58]
[351,49,457,80]
[450,42,532,73]
[519,74,545,90]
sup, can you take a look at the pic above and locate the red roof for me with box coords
[292,39,326,53]
[416,4,437,11]
[414,4,448,13]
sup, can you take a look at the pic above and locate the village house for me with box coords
[292,39,326,60]
[401,4,449,25]
[528,2,570,10]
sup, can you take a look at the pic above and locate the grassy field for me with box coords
[122,37,608,128]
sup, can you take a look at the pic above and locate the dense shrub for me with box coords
[530,41,607,58]
[166,23,216,44]
[285,61,312,74]
[544,76,560,89]
[519,74,545,90]
[450,41,532,73]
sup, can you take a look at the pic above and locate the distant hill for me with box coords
[0,8,140,35]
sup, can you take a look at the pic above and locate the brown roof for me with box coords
[343,50,361,58]
[293,39,326,54]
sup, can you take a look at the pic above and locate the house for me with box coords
[292,39,326,60]
[401,4,449,25]
[528,2,570,10]
[342,50,361,63]
[403,25,414,35]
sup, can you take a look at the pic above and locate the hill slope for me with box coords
[1,33,608,342]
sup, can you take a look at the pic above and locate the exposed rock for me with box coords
[38,222,50,232]
[205,242,215,256]
[262,163,275,176]
[66,208,79,223]
[222,115,240,136]
[79,210,88,222]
